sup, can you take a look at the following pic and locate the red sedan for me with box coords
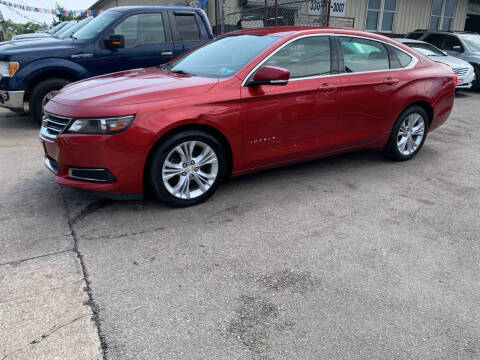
[40,27,456,207]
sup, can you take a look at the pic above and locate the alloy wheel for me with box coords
[162,141,218,199]
[396,113,425,156]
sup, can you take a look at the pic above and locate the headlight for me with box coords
[0,61,19,77]
[66,115,135,134]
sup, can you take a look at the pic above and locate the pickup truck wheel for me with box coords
[29,78,70,124]
[147,130,227,207]
[470,64,480,91]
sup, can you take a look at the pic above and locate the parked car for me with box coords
[40,28,456,207]
[0,6,213,122]
[55,17,93,40]
[12,21,77,41]
[396,38,475,89]
[406,30,480,90]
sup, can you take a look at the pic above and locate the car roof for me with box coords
[226,26,397,41]
[109,6,203,13]
[396,38,428,44]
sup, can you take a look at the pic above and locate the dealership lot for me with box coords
[1,91,480,359]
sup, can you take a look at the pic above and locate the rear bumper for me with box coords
[0,90,25,110]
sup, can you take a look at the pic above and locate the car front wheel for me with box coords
[147,130,227,207]
[384,106,428,161]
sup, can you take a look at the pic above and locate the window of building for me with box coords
[110,13,165,48]
[430,0,456,30]
[174,14,200,41]
[340,37,389,73]
[263,36,331,78]
[365,0,397,32]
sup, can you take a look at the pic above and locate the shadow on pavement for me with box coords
[0,111,38,131]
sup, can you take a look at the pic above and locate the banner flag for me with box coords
[0,1,102,17]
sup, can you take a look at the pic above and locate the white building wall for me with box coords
[344,0,468,33]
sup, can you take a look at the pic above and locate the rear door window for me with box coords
[339,37,389,73]
[174,14,200,41]
[388,46,413,69]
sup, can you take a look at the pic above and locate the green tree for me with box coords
[2,19,46,40]
[52,3,84,26]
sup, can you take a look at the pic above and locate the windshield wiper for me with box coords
[170,69,196,76]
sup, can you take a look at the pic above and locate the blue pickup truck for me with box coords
[0,6,213,122]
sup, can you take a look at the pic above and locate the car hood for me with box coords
[0,36,68,52]
[13,33,51,40]
[429,55,471,69]
[48,67,220,107]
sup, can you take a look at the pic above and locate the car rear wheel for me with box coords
[29,78,70,124]
[384,106,428,161]
[147,130,227,207]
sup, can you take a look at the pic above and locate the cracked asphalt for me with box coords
[1,91,479,359]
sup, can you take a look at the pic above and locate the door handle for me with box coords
[318,83,337,92]
[161,51,173,56]
[383,77,399,85]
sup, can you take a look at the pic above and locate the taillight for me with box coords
[453,74,458,87]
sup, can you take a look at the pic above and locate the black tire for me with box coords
[470,64,480,91]
[147,130,227,207]
[29,78,70,124]
[384,106,428,161]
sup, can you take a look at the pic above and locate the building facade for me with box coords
[90,0,474,35]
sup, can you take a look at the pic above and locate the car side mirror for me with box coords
[452,45,463,52]
[104,34,125,50]
[247,66,290,86]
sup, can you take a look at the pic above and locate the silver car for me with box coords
[406,30,480,90]
[397,38,475,89]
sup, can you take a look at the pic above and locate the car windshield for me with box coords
[57,17,92,39]
[406,42,446,56]
[48,22,68,35]
[460,34,480,52]
[165,34,279,78]
[53,22,77,38]
[73,11,118,41]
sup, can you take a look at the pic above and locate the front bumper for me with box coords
[40,125,149,198]
[0,90,25,110]
[456,71,476,89]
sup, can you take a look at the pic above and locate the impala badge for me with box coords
[251,136,277,144]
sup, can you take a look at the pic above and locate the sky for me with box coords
[0,0,98,24]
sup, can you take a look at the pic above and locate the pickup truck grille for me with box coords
[453,67,469,76]
[41,113,71,139]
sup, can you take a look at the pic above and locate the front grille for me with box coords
[41,113,71,139]
[453,67,469,76]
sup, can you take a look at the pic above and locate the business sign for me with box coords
[308,0,324,16]
[330,0,346,17]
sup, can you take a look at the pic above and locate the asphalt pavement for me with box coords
[1,91,479,359]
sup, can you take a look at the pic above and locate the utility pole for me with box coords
[325,0,331,27]
[274,0,278,26]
